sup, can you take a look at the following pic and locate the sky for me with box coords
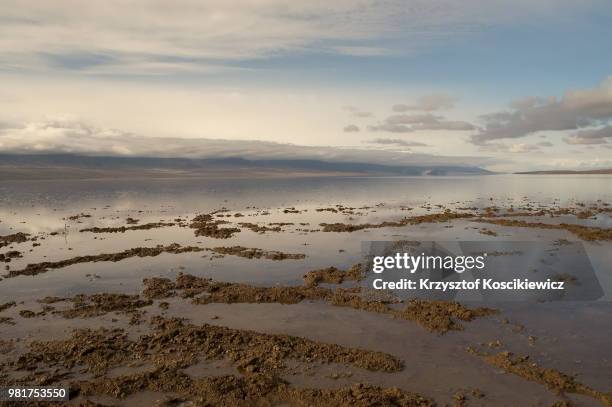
[1,0,612,172]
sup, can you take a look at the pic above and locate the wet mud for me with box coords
[0,232,30,248]
[208,246,306,261]
[80,222,176,233]
[5,244,203,278]
[190,213,241,239]
[474,350,612,406]
[1,197,611,406]
[320,212,475,233]
[477,218,612,241]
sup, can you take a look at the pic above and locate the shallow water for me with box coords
[1,174,611,406]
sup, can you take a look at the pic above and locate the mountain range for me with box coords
[0,154,493,180]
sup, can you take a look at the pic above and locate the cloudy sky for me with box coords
[1,0,612,171]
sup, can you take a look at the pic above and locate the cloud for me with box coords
[0,1,604,75]
[478,142,542,153]
[343,124,360,132]
[332,46,392,57]
[368,113,476,133]
[536,141,554,147]
[0,118,492,167]
[508,143,542,153]
[392,94,456,112]
[472,77,612,144]
[563,126,612,145]
[366,138,429,147]
[345,106,374,118]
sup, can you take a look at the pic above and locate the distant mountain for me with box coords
[0,154,493,180]
[516,169,612,175]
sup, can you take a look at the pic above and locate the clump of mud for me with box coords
[190,213,241,239]
[303,264,364,287]
[53,293,153,319]
[145,267,496,334]
[328,290,497,334]
[397,300,497,333]
[80,222,175,233]
[0,232,29,248]
[178,274,330,305]
[209,246,306,260]
[74,368,432,406]
[15,328,136,374]
[0,250,22,263]
[479,228,498,236]
[143,277,178,299]
[13,316,403,383]
[168,269,496,333]
[6,243,203,278]
[238,222,282,233]
[477,218,612,241]
[19,310,37,318]
[67,213,92,221]
[320,211,474,233]
[0,339,14,354]
[0,301,16,312]
[480,351,612,406]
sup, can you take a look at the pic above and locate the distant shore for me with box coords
[516,169,612,175]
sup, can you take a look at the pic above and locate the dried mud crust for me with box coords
[208,246,306,260]
[4,243,203,278]
[474,350,612,407]
[80,222,175,233]
[190,213,241,239]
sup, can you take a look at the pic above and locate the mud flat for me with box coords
[9,316,431,406]
[0,270,498,406]
[0,270,606,406]
[1,191,611,406]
